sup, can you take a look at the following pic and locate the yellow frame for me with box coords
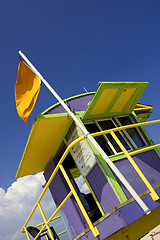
[23,136,100,239]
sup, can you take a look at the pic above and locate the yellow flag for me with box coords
[15,60,41,123]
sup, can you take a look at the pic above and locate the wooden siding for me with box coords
[43,159,87,238]
[87,164,120,213]
[114,150,160,199]
[75,187,160,240]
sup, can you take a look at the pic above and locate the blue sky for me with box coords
[0,1,160,239]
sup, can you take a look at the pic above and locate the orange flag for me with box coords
[15,60,41,122]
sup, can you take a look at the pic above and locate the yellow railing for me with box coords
[23,216,67,240]
[22,119,160,239]
[22,135,100,240]
[92,119,160,201]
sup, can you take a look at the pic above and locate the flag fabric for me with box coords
[15,60,41,123]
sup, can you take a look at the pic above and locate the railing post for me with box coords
[47,191,73,221]
[59,164,100,237]
[37,203,55,240]
[24,227,31,240]
[110,130,159,201]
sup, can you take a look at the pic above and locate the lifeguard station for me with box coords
[16,82,160,240]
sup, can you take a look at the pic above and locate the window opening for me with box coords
[98,119,131,152]
[95,120,117,154]
[74,175,90,194]
[85,122,114,156]
[63,153,102,223]
[84,115,147,157]
[110,118,134,150]
[116,116,146,148]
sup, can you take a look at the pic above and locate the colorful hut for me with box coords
[16,82,160,240]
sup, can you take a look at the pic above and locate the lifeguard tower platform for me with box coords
[16,82,160,240]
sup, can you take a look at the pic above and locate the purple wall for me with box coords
[87,164,120,213]
[75,187,160,240]
[44,159,70,205]
[65,122,76,142]
[43,158,87,238]
[114,150,160,199]
[44,93,94,115]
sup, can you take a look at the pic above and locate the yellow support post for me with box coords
[37,203,54,240]
[36,192,72,240]
[57,230,67,236]
[130,143,160,156]
[59,164,100,237]
[46,191,73,224]
[21,137,85,234]
[85,177,105,216]
[34,216,61,228]
[21,203,39,233]
[110,131,159,201]
[24,226,31,240]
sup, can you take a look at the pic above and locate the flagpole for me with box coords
[18,51,151,215]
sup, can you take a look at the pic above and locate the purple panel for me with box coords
[114,150,160,199]
[45,93,94,115]
[136,149,160,174]
[79,211,125,240]
[77,188,160,240]
[44,158,86,237]
[87,164,120,213]
[54,141,66,159]
[118,187,160,226]
[61,199,86,238]
[65,122,76,142]
[72,210,125,240]
[44,159,70,205]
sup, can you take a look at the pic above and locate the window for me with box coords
[116,116,146,148]
[84,115,147,156]
[85,123,114,155]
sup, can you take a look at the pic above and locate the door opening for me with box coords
[63,153,102,223]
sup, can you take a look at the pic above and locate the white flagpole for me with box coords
[18,50,151,215]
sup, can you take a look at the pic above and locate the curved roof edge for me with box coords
[39,92,95,117]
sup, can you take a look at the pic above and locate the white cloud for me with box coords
[75,175,90,194]
[0,173,69,240]
[0,173,44,239]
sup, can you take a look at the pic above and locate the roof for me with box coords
[16,114,72,178]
